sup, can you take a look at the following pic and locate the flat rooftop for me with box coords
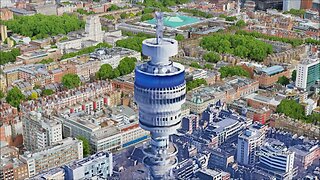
[146,15,201,28]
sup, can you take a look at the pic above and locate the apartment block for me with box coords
[20,137,83,177]
[22,111,62,151]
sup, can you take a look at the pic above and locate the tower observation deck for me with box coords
[134,12,186,179]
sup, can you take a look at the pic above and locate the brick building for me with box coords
[254,65,291,88]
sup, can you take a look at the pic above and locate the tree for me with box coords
[120,12,129,19]
[6,87,25,108]
[116,36,148,52]
[276,99,305,120]
[305,113,320,125]
[0,48,21,65]
[2,14,84,39]
[77,136,91,157]
[218,66,250,78]
[37,58,54,64]
[204,64,213,70]
[141,13,154,21]
[200,33,273,62]
[203,52,220,63]
[235,30,304,47]
[225,16,237,21]
[33,84,41,90]
[283,9,305,17]
[108,4,120,11]
[96,64,114,80]
[291,70,296,82]
[236,20,246,28]
[190,62,202,69]
[175,34,185,41]
[277,76,290,86]
[0,90,4,99]
[186,78,207,91]
[62,74,81,89]
[42,89,55,96]
[29,92,38,100]
[117,57,137,76]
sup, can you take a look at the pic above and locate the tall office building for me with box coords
[237,124,266,166]
[283,0,301,11]
[22,111,62,151]
[134,12,186,179]
[295,55,320,91]
[258,139,296,180]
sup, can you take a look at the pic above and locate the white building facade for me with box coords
[22,111,62,151]
[295,56,320,90]
[237,128,265,166]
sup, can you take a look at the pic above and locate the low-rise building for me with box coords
[289,143,320,172]
[64,152,113,179]
[31,168,65,180]
[254,65,291,88]
[257,139,296,180]
[90,47,141,68]
[244,92,284,112]
[20,137,83,177]
[57,106,149,153]
[0,146,29,180]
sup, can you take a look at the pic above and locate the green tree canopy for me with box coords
[117,57,137,76]
[3,14,84,39]
[291,70,296,82]
[200,33,273,62]
[235,30,304,47]
[204,64,213,70]
[203,52,220,63]
[283,9,305,17]
[37,58,54,64]
[116,36,148,52]
[62,74,81,89]
[108,4,121,11]
[236,20,246,28]
[6,87,25,108]
[96,57,137,80]
[225,16,237,21]
[305,113,320,126]
[277,76,290,86]
[186,78,207,91]
[77,136,91,157]
[276,99,305,120]
[218,66,250,78]
[175,34,185,41]
[190,62,202,69]
[141,13,154,21]
[96,64,114,80]
[120,12,129,19]
[29,92,38,100]
[42,89,55,96]
[0,90,4,99]
[0,48,21,65]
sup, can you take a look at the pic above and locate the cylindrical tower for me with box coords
[134,12,186,179]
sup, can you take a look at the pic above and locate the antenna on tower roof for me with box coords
[155,11,164,45]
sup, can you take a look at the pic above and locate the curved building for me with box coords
[134,12,186,179]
